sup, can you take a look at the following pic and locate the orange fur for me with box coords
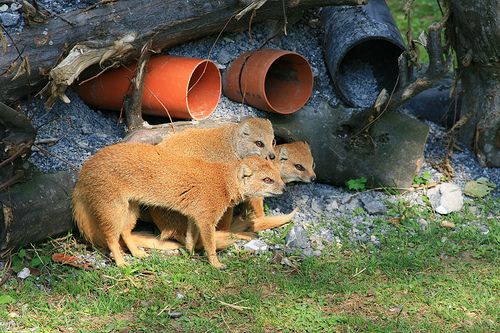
[133,141,314,251]
[72,141,284,268]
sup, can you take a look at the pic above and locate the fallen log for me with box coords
[0,0,366,106]
[0,171,76,256]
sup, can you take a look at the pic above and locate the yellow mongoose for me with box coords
[132,117,276,250]
[245,141,316,221]
[133,141,316,250]
[72,142,285,268]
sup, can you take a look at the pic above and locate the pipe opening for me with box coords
[337,39,403,107]
[187,61,221,120]
[264,54,313,114]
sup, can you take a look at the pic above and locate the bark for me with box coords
[0,102,36,191]
[0,171,76,256]
[447,0,500,167]
[0,0,366,107]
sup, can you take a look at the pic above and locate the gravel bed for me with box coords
[14,8,499,259]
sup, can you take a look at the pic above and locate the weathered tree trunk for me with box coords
[0,0,365,106]
[447,0,500,167]
[0,171,76,256]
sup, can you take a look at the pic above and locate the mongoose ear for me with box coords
[279,147,288,161]
[238,163,253,180]
[239,122,251,136]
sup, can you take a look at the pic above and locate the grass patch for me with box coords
[0,196,498,332]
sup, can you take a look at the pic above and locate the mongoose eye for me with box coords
[263,177,274,184]
[295,164,305,171]
[272,139,276,147]
[312,162,316,170]
[255,141,264,148]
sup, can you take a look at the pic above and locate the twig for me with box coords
[32,143,79,171]
[0,142,32,169]
[0,171,24,192]
[157,304,170,316]
[218,300,251,311]
[187,13,235,94]
[352,267,366,277]
[36,2,75,26]
[221,312,234,333]
[0,24,26,77]
[81,0,116,13]
[123,40,151,131]
[77,62,119,86]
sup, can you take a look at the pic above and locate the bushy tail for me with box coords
[72,189,107,249]
[130,231,182,250]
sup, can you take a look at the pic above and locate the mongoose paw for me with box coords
[131,249,149,258]
[115,259,129,267]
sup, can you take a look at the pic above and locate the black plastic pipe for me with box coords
[321,0,406,107]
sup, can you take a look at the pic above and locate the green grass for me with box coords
[387,0,444,63]
[0,196,498,332]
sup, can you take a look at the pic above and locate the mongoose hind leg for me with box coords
[120,203,148,258]
[185,217,199,255]
[217,207,234,231]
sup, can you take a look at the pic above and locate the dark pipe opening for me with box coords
[337,39,403,108]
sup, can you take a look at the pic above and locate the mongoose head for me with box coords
[277,142,316,183]
[238,156,285,198]
[235,118,276,161]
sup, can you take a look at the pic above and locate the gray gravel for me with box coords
[17,9,499,259]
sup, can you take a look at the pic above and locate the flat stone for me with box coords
[360,197,387,214]
[0,12,20,27]
[243,239,268,253]
[17,267,31,279]
[285,225,309,249]
[428,183,464,214]
[325,199,339,212]
[311,198,322,213]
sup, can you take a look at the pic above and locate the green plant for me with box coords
[346,177,367,191]
[413,170,432,185]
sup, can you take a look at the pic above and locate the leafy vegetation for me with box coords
[346,177,368,191]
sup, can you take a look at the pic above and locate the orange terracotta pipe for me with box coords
[223,49,313,114]
[77,56,221,120]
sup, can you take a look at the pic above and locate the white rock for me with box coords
[11,3,22,11]
[325,199,339,212]
[0,4,8,12]
[17,267,31,279]
[243,239,268,253]
[311,198,322,213]
[428,183,464,214]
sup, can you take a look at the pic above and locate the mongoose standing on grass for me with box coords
[72,142,285,269]
[135,117,278,252]
[134,141,316,251]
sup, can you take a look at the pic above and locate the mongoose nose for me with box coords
[269,153,276,160]
[311,175,316,182]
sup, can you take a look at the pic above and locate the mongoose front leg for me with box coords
[107,237,127,267]
[248,197,265,218]
[197,221,225,269]
[185,217,199,255]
